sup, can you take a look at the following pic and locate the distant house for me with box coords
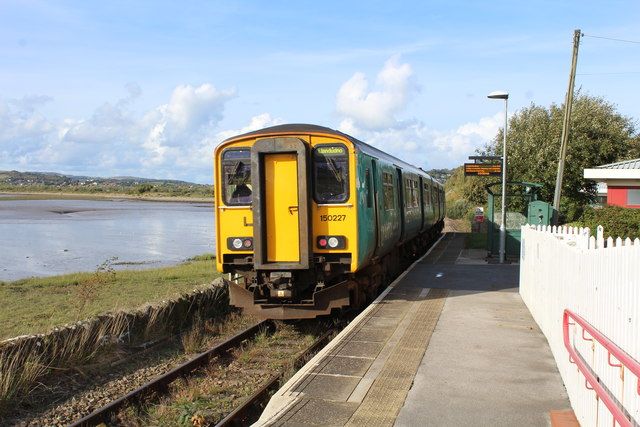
[584,158,640,208]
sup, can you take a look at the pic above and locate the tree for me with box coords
[477,93,637,222]
[627,136,640,160]
[445,166,492,207]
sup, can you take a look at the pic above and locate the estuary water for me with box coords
[0,197,215,281]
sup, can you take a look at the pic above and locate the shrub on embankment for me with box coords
[571,205,640,240]
[446,199,474,220]
[0,281,229,414]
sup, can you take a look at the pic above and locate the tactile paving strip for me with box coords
[345,288,448,427]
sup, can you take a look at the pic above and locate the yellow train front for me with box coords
[214,124,444,319]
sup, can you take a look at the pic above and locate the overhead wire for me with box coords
[577,71,640,76]
[582,34,640,45]
[578,33,640,76]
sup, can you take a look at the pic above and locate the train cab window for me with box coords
[313,145,349,203]
[222,149,252,206]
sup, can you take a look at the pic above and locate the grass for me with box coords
[0,255,221,340]
[0,352,47,413]
[132,323,317,426]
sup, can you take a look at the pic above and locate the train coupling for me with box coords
[266,271,293,299]
[227,279,351,320]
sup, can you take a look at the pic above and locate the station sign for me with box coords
[474,207,485,223]
[464,162,502,176]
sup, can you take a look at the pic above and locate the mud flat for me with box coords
[0,198,215,281]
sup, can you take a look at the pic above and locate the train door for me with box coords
[251,137,310,270]
[419,176,425,232]
[264,153,299,262]
[396,168,405,241]
[435,186,440,220]
[371,159,380,254]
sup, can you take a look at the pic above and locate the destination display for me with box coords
[316,146,346,155]
[464,162,502,176]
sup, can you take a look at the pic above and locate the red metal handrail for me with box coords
[563,309,640,427]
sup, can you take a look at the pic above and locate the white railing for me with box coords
[520,225,640,427]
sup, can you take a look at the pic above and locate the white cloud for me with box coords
[431,112,503,157]
[0,96,55,158]
[214,113,284,143]
[335,57,503,170]
[340,115,501,171]
[0,83,253,182]
[181,113,284,181]
[336,55,417,130]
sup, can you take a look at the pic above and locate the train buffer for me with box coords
[255,232,573,426]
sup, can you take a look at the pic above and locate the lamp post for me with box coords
[487,90,509,264]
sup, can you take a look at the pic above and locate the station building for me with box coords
[584,158,640,208]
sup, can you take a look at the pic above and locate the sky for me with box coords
[1,1,639,183]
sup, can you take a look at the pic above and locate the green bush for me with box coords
[447,199,473,220]
[572,206,640,239]
[135,183,155,194]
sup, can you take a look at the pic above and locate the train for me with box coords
[214,124,444,319]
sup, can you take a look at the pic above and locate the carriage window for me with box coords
[313,145,349,203]
[222,149,252,206]
[383,172,395,210]
[423,183,431,208]
[405,179,411,208]
[432,185,437,208]
[405,179,419,208]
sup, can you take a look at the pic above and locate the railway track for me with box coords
[68,320,272,427]
[65,318,342,426]
[216,328,334,426]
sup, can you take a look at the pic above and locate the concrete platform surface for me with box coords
[395,265,570,426]
[255,233,571,427]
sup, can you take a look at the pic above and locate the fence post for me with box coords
[596,226,604,249]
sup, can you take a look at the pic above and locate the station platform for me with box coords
[256,233,572,426]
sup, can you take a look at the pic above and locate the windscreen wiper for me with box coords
[227,161,245,184]
[327,157,343,183]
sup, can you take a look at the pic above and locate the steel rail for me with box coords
[215,327,335,427]
[563,309,640,427]
[70,319,273,427]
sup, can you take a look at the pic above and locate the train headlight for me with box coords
[227,237,252,250]
[316,235,346,249]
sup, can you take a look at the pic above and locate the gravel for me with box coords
[5,314,256,426]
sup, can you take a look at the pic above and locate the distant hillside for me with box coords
[425,168,454,184]
[0,170,213,198]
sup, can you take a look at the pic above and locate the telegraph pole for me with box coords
[553,29,582,221]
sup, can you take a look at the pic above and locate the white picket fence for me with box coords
[520,224,640,427]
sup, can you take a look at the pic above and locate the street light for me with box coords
[487,90,509,264]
